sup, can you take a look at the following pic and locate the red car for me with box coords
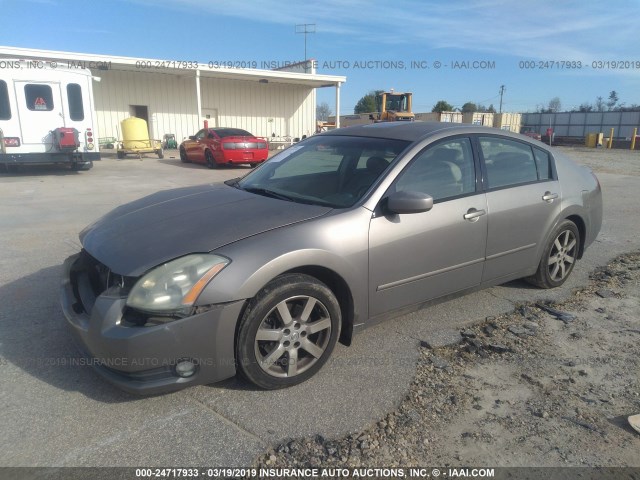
[179,128,268,168]
[521,128,542,141]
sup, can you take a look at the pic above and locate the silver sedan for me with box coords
[61,122,602,393]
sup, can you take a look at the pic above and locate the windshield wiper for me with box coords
[242,186,296,202]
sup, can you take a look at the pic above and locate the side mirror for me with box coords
[189,136,196,141]
[386,191,433,214]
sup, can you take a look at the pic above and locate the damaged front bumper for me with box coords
[60,253,243,395]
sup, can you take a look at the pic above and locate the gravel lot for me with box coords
[563,146,640,177]
[256,251,640,468]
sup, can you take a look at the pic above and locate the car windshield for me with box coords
[213,128,254,138]
[236,135,410,208]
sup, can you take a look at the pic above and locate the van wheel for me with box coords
[236,274,341,389]
[71,162,92,171]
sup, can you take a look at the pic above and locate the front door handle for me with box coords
[542,192,558,203]
[463,208,486,222]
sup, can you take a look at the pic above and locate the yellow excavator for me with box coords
[371,90,415,122]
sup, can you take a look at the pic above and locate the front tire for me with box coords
[236,274,341,389]
[180,147,190,163]
[527,220,580,289]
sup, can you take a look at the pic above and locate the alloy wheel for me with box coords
[254,295,332,378]
[547,229,577,282]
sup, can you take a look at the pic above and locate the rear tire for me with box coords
[527,220,580,289]
[236,274,341,389]
[71,162,92,171]
[117,150,125,159]
[205,150,217,169]
[157,148,164,159]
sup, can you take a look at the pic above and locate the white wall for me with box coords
[92,69,316,143]
[92,69,200,142]
[199,77,315,140]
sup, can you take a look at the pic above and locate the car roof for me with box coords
[210,127,253,135]
[322,121,525,143]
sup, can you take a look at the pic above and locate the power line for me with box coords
[476,94,500,105]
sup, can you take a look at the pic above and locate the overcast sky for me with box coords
[2,0,639,114]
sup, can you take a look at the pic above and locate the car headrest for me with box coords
[431,148,460,164]
[366,156,389,175]
[432,160,462,183]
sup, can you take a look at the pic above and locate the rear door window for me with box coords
[25,84,54,111]
[0,80,10,120]
[533,148,552,180]
[67,83,84,121]
[479,137,539,189]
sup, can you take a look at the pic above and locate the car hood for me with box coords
[80,183,331,276]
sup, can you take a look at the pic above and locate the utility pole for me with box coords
[498,85,506,113]
[295,24,316,73]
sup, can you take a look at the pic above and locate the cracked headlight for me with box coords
[126,254,229,314]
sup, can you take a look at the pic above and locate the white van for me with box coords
[0,60,99,170]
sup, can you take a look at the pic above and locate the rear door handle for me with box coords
[542,192,558,202]
[463,208,486,222]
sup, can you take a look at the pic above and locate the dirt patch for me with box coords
[560,146,640,177]
[255,252,640,467]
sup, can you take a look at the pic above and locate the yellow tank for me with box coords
[121,117,150,149]
[585,133,597,148]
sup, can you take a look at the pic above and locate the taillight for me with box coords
[85,128,94,150]
[257,142,267,149]
[3,137,20,147]
[222,142,235,150]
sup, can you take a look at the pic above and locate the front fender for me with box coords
[195,208,372,323]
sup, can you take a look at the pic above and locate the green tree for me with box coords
[354,90,383,114]
[316,102,332,121]
[595,96,605,112]
[607,90,619,111]
[479,104,497,113]
[616,103,640,112]
[578,102,593,112]
[432,100,454,113]
[548,97,562,113]
[461,102,477,113]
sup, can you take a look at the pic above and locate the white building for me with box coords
[0,46,346,143]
